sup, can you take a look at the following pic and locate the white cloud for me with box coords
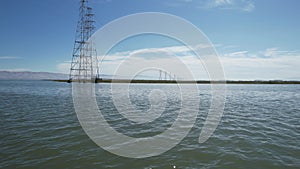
[223,50,249,58]
[220,48,300,80]
[261,47,279,57]
[205,0,255,12]
[243,1,255,12]
[209,0,234,7]
[0,68,31,72]
[221,56,300,80]
[56,62,70,74]
[58,46,300,80]
[168,0,255,12]
[0,56,20,59]
[91,45,210,80]
[110,46,299,80]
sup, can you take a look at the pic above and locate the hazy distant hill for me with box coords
[0,71,68,80]
[0,71,118,80]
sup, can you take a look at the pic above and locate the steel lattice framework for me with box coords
[69,0,99,82]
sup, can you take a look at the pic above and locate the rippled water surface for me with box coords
[0,80,299,168]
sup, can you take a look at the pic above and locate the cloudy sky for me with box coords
[0,0,299,80]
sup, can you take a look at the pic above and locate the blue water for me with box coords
[0,80,299,168]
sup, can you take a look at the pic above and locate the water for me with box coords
[0,80,299,168]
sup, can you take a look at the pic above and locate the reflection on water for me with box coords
[0,81,299,168]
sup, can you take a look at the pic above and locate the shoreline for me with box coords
[49,79,300,84]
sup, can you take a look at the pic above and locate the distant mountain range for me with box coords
[0,71,154,81]
[0,71,68,80]
[0,71,117,80]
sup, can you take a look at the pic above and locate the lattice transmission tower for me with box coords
[69,0,99,83]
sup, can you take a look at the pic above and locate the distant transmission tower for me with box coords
[69,0,99,83]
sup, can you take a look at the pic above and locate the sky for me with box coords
[0,0,299,80]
